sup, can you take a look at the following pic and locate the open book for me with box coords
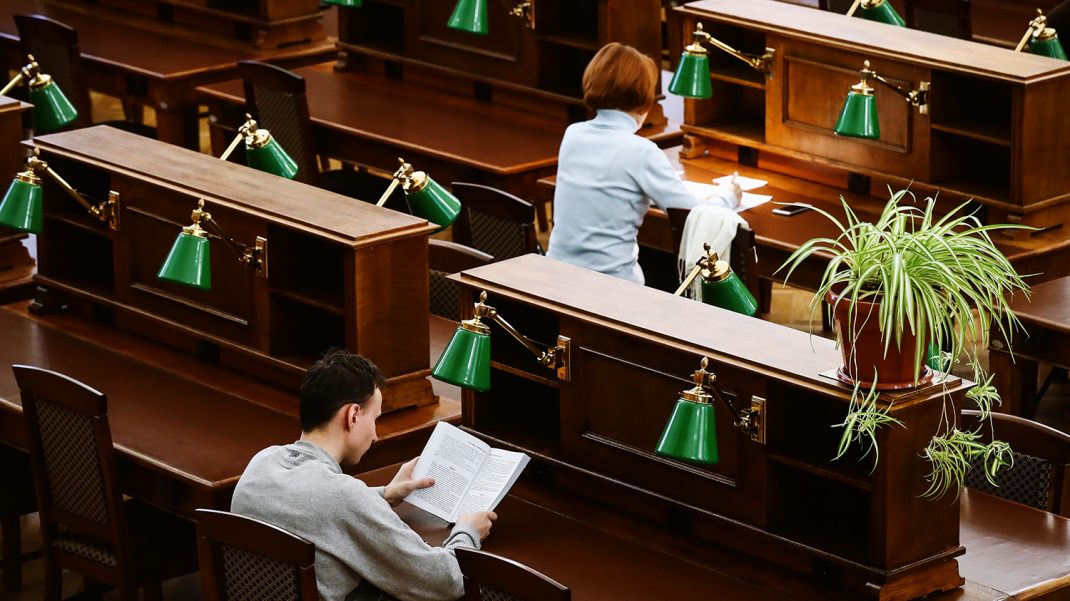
[404,422,529,523]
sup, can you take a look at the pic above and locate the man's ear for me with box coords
[342,403,360,430]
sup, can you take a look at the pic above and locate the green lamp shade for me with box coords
[432,326,492,391]
[157,232,211,290]
[29,81,78,134]
[0,178,43,234]
[407,177,461,230]
[701,273,758,316]
[1030,35,1069,60]
[655,398,719,464]
[246,138,299,180]
[857,2,906,26]
[834,91,880,139]
[448,0,488,35]
[668,52,713,99]
[323,0,361,5]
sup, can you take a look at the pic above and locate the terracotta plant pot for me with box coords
[826,284,933,390]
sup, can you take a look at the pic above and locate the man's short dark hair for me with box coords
[299,349,386,432]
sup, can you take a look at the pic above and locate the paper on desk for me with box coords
[680,181,772,213]
[712,174,768,191]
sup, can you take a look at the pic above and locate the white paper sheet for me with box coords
[680,180,772,213]
[712,174,768,191]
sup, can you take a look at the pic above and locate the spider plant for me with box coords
[778,189,1031,496]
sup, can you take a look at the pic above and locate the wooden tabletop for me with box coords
[0,303,460,515]
[360,462,1070,601]
[0,0,334,80]
[1003,276,1070,336]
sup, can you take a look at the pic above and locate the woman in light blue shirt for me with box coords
[547,43,740,284]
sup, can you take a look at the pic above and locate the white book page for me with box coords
[679,181,772,214]
[455,449,530,518]
[404,422,489,522]
[712,174,768,191]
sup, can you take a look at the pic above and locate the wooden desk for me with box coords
[0,96,33,303]
[988,276,1070,417]
[0,0,335,148]
[361,463,1070,600]
[197,62,683,214]
[0,305,460,517]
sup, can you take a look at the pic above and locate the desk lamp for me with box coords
[157,199,267,290]
[0,149,118,234]
[0,55,78,133]
[844,0,906,26]
[432,291,570,391]
[656,357,765,464]
[834,60,929,139]
[219,114,299,180]
[1015,9,1068,59]
[674,243,758,316]
[669,23,775,99]
[375,158,462,230]
[448,0,533,35]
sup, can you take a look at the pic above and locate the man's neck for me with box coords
[299,430,345,465]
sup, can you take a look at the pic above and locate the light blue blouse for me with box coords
[547,109,736,284]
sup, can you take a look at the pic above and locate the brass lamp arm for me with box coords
[199,215,259,266]
[0,72,24,97]
[691,357,766,443]
[26,152,115,224]
[689,24,773,75]
[1015,9,1051,52]
[218,114,261,162]
[487,310,562,368]
[674,242,714,297]
[872,73,927,107]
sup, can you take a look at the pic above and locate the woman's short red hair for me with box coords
[582,42,658,114]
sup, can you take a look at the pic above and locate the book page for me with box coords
[404,422,489,522]
[455,449,530,517]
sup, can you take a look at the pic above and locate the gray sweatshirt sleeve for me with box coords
[340,483,478,601]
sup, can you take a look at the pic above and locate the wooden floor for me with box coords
[3,90,1070,601]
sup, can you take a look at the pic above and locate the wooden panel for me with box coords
[1018,77,1070,206]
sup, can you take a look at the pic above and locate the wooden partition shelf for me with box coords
[26,125,439,413]
[334,0,666,126]
[676,0,1070,232]
[450,254,973,601]
[0,96,34,303]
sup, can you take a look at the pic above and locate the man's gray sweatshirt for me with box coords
[231,441,481,601]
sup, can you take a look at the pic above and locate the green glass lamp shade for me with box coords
[323,0,362,5]
[157,231,212,290]
[834,91,880,139]
[668,52,713,99]
[406,177,461,230]
[857,1,906,26]
[28,80,78,133]
[1030,35,1069,59]
[448,0,488,35]
[925,342,943,371]
[245,137,299,180]
[656,398,719,464]
[701,272,758,316]
[432,324,492,391]
[0,177,43,234]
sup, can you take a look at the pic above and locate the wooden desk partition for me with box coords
[676,0,1070,229]
[27,125,438,413]
[0,96,33,302]
[448,254,973,601]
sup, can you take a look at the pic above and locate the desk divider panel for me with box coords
[454,255,968,601]
[28,126,437,413]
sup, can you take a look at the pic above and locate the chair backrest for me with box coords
[819,0,857,13]
[962,409,1070,517]
[238,60,317,185]
[13,364,132,568]
[456,548,570,601]
[196,509,318,601]
[450,182,542,260]
[665,209,760,300]
[14,14,92,128]
[907,0,971,39]
[429,240,494,321]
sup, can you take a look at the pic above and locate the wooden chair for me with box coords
[14,14,156,136]
[450,182,543,261]
[906,0,972,39]
[13,364,197,600]
[0,445,40,592]
[429,240,494,321]
[962,409,1070,517]
[665,208,761,310]
[237,60,393,203]
[457,548,569,601]
[195,509,318,601]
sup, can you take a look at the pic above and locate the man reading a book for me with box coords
[231,349,497,601]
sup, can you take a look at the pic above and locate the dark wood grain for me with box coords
[0,96,34,303]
